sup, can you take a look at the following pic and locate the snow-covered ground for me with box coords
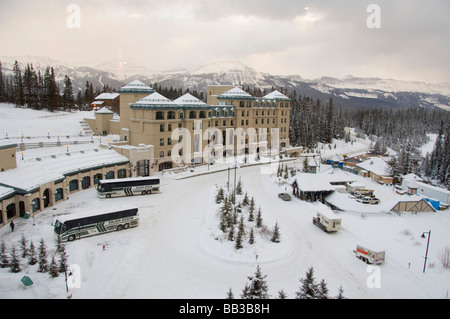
[0,103,449,299]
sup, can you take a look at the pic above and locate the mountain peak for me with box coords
[190,60,257,75]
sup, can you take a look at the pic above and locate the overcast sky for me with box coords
[0,0,449,83]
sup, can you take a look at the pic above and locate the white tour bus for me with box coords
[96,176,160,198]
[54,208,139,242]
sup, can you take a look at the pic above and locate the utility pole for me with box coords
[421,230,431,273]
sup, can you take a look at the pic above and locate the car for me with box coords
[278,193,291,201]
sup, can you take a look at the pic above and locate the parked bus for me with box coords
[54,208,139,242]
[96,176,160,198]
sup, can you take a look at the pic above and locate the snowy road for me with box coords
[1,161,449,299]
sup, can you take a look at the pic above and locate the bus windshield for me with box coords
[54,220,63,234]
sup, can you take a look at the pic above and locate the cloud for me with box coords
[0,0,448,83]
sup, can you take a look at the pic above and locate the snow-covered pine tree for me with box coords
[9,247,21,273]
[38,239,48,273]
[58,244,69,273]
[61,75,75,111]
[248,228,255,244]
[236,178,243,195]
[28,240,38,266]
[335,285,346,299]
[318,279,329,299]
[271,222,280,243]
[235,216,245,250]
[0,240,9,268]
[13,60,24,107]
[277,289,287,299]
[296,267,319,299]
[241,265,269,299]
[226,288,234,299]
[20,234,28,259]
[256,208,263,228]
[49,255,59,278]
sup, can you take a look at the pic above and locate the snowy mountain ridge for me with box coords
[1,56,449,110]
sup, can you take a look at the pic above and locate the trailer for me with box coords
[354,245,385,264]
[312,205,341,233]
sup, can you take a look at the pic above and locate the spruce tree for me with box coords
[58,244,69,273]
[256,208,263,228]
[28,241,38,266]
[335,285,346,299]
[0,61,5,103]
[248,228,255,244]
[226,288,234,299]
[235,216,245,250]
[0,240,9,268]
[61,75,75,111]
[9,247,21,273]
[277,289,287,299]
[38,239,48,273]
[49,255,59,278]
[241,265,269,299]
[271,222,281,243]
[20,234,28,259]
[296,267,319,299]
[318,279,329,299]
[13,60,24,107]
[236,178,243,195]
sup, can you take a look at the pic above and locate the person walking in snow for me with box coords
[10,220,15,232]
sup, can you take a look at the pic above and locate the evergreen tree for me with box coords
[318,279,329,299]
[277,289,287,299]
[256,208,263,228]
[28,240,38,266]
[271,222,281,243]
[38,239,48,273]
[236,178,243,195]
[20,234,28,259]
[0,61,5,102]
[296,267,319,299]
[61,75,75,111]
[235,216,245,250]
[9,247,21,273]
[49,255,59,278]
[335,285,346,299]
[58,244,69,273]
[226,288,234,299]
[248,228,255,244]
[241,265,269,299]
[13,60,24,107]
[242,192,249,206]
[216,187,224,204]
[0,240,9,268]
[45,67,60,112]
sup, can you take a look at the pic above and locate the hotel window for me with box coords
[168,124,172,131]
[168,138,172,145]
[160,124,164,132]
[160,138,164,146]
[156,111,164,120]
[160,151,164,158]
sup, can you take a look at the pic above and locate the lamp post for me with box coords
[421,230,431,273]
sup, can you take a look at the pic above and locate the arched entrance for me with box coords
[43,188,51,208]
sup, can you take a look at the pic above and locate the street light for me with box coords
[421,230,431,273]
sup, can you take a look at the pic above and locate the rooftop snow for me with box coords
[263,90,290,100]
[218,87,254,99]
[356,157,392,176]
[118,80,154,93]
[293,173,335,192]
[0,148,129,193]
[95,93,120,100]
[134,92,175,106]
[173,93,206,106]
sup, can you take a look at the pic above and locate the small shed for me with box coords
[292,173,334,203]
[390,198,436,213]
